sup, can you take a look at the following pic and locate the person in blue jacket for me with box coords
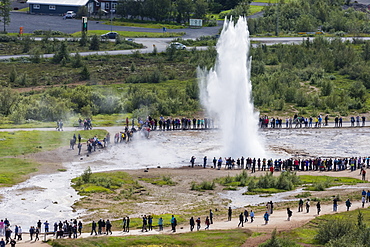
[263,211,269,225]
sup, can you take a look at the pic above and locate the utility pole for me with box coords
[275,0,279,36]
[110,9,114,32]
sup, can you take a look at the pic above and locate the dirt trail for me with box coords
[13,199,368,247]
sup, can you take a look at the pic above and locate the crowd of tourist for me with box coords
[69,133,111,155]
[260,114,366,129]
[77,118,93,130]
[190,156,370,175]
[108,114,368,131]
[2,187,370,245]
[136,116,215,131]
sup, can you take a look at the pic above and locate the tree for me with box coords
[175,0,194,23]
[29,48,43,63]
[72,51,83,68]
[0,0,11,33]
[89,34,100,50]
[81,166,92,183]
[186,80,199,100]
[79,31,88,47]
[143,0,171,21]
[80,64,90,80]
[53,41,69,63]
[117,0,143,19]
[22,36,33,53]
[193,0,208,19]
[0,86,19,116]
[349,81,366,102]
[362,42,370,62]
[213,0,245,10]
[77,6,88,18]
[9,66,17,83]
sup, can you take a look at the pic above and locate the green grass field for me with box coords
[51,228,252,247]
[0,114,132,129]
[300,175,365,191]
[0,129,107,157]
[0,129,107,187]
[0,158,39,186]
[249,5,264,14]
[18,7,29,12]
[72,171,139,194]
[285,208,370,245]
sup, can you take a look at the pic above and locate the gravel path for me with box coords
[12,196,369,246]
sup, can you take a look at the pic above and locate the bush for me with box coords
[315,219,354,244]
[22,36,33,53]
[312,178,332,191]
[33,30,67,36]
[9,66,17,83]
[72,52,83,68]
[89,35,100,51]
[162,175,175,186]
[29,48,43,63]
[79,31,88,47]
[259,229,301,247]
[80,64,90,80]
[191,181,215,191]
[248,171,300,192]
[81,166,92,183]
[0,35,17,42]
[52,41,69,63]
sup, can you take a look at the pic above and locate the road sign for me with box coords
[82,17,88,32]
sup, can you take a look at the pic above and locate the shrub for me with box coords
[162,175,175,186]
[0,35,17,42]
[9,66,17,83]
[89,35,100,51]
[79,31,88,47]
[52,41,69,63]
[29,48,43,63]
[315,219,353,244]
[260,229,301,247]
[191,181,215,191]
[33,30,66,36]
[248,171,300,192]
[294,192,312,198]
[81,166,92,183]
[80,64,90,80]
[312,178,332,191]
[72,52,83,68]
[22,36,33,53]
[130,62,136,72]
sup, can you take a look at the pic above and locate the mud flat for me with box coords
[1,127,370,227]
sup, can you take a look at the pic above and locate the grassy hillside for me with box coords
[0,37,369,125]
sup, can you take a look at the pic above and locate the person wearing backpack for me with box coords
[287,208,293,221]
[345,199,352,211]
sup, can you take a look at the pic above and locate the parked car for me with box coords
[101,32,118,39]
[170,42,186,50]
[65,11,76,19]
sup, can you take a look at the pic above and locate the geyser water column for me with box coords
[198,17,265,158]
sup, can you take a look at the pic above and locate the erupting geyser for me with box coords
[198,16,265,158]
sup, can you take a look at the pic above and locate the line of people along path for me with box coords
[90,115,369,133]
[190,156,370,177]
[2,189,370,246]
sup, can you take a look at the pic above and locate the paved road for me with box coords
[0,37,192,60]
[8,11,221,39]
[0,35,369,60]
